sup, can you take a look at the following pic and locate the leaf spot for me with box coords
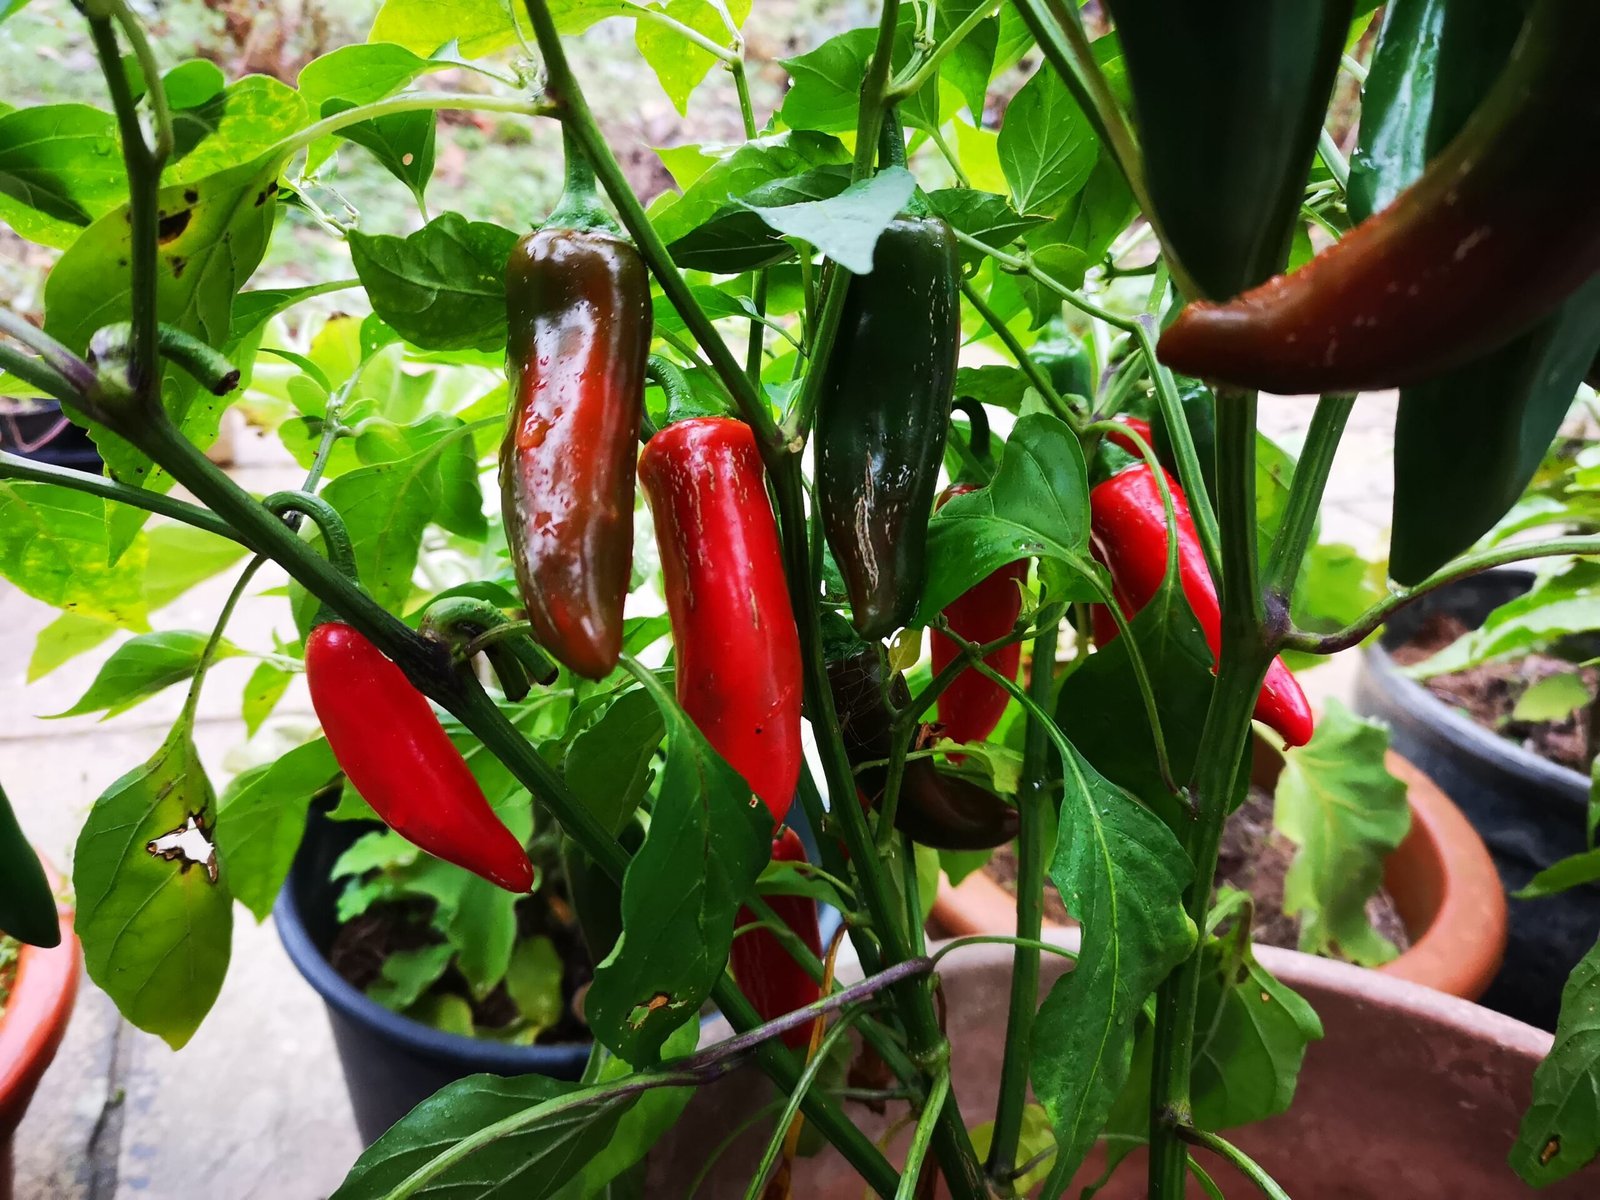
[146,813,219,883]
[157,209,191,243]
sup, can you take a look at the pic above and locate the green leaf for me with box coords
[74,730,233,1048]
[0,484,149,627]
[635,0,750,114]
[323,101,436,204]
[0,103,127,247]
[167,75,310,184]
[505,935,566,1034]
[1274,699,1411,966]
[369,0,629,57]
[348,213,517,352]
[331,1072,633,1200]
[215,739,339,921]
[447,875,519,999]
[550,1022,701,1200]
[652,132,851,243]
[952,364,1032,413]
[1515,848,1600,901]
[742,166,915,274]
[1513,672,1592,724]
[564,687,665,836]
[926,188,1047,260]
[47,630,238,720]
[1407,561,1600,678]
[997,64,1099,218]
[585,666,771,1064]
[369,943,455,1010]
[918,413,1093,621]
[1030,739,1195,1183]
[162,59,227,110]
[297,42,446,109]
[242,659,294,737]
[410,991,476,1036]
[1511,936,1600,1186]
[777,12,948,135]
[969,1104,1056,1194]
[930,0,1000,120]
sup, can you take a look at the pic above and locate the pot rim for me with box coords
[1363,569,1589,800]
[930,747,1508,1001]
[0,859,80,1130]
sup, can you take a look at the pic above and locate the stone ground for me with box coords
[2,392,1398,1199]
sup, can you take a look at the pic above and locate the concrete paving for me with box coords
[2,394,1397,1198]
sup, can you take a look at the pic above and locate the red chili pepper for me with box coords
[1089,466,1314,747]
[305,622,534,892]
[1105,416,1153,457]
[730,826,822,1049]
[501,225,651,680]
[638,417,804,823]
[929,484,1026,747]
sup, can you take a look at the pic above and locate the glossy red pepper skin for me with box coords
[1104,416,1153,457]
[1089,467,1314,748]
[1158,0,1600,395]
[731,826,822,1049]
[305,623,534,892]
[501,226,651,680]
[929,485,1026,747]
[638,417,803,823]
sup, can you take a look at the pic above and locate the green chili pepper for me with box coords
[0,780,61,948]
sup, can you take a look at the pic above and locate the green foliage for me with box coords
[1512,937,1600,1186]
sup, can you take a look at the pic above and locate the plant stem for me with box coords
[0,342,83,408]
[621,0,739,61]
[0,451,240,538]
[986,620,1058,1183]
[275,93,558,163]
[1286,532,1600,655]
[1134,315,1221,584]
[896,1068,952,1200]
[1261,393,1354,607]
[0,311,99,396]
[1317,128,1350,193]
[959,279,1078,426]
[1176,1127,1292,1200]
[1145,393,1270,1200]
[889,0,1001,98]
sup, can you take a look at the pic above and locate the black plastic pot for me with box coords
[0,401,101,473]
[1354,569,1598,1030]
[274,810,590,1145]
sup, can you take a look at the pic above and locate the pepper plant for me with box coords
[1,0,1598,1196]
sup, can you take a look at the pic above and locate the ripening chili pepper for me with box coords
[1089,466,1314,748]
[817,213,960,638]
[731,826,822,1049]
[501,134,651,680]
[826,649,1019,851]
[306,623,534,892]
[1159,0,1600,395]
[1349,0,1600,584]
[639,417,803,823]
[1105,0,1352,298]
[929,404,1028,749]
[0,780,60,948]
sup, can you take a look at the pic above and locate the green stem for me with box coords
[959,279,1078,427]
[1286,532,1600,655]
[1176,1127,1292,1200]
[889,0,1001,98]
[896,1068,952,1200]
[1261,393,1354,607]
[1317,128,1350,193]
[275,92,557,163]
[621,0,739,61]
[782,262,852,442]
[0,450,241,541]
[0,342,84,409]
[986,619,1058,1183]
[1146,393,1269,1200]
[1134,315,1221,583]
[0,310,99,397]
[179,557,263,725]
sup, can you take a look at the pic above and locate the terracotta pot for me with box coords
[0,866,79,1200]
[650,939,1595,1197]
[932,746,1507,1001]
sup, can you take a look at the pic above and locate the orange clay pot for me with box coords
[932,745,1507,1001]
[0,862,79,1200]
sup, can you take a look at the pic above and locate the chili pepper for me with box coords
[0,781,60,948]
[501,133,651,680]
[817,213,960,638]
[639,417,803,824]
[1105,0,1352,299]
[1089,466,1314,748]
[825,649,1019,851]
[929,404,1028,748]
[1159,0,1600,394]
[731,826,822,1050]
[1349,0,1600,584]
[305,622,534,893]
[1104,416,1152,458]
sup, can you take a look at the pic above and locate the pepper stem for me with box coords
[877,105,929,217]
[951,397,992,476]
[263,490,357,582]
[546,122,621,234]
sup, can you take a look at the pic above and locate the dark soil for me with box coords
[1393,612,1597,774]
[984,787,1412,958]
[1215,785,1411,956]
[329,888,595,1044]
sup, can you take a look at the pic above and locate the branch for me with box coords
[1285,534,1600,655]
[959,279,1079,428]
[1176,1126,1292,1200]
[1261,393,1354,606]
[0,451,242,542]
